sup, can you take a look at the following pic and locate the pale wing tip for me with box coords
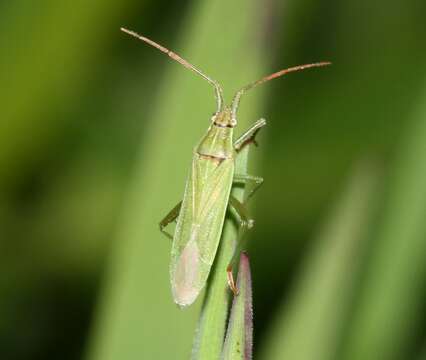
[172,287,200,308]
[170,240,202,307]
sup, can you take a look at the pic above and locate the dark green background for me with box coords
[1,0,425,359]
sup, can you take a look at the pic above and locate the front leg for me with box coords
[234,118,266,152]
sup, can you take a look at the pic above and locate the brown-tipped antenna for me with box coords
[121,27,224,112]
[231,62,331,118]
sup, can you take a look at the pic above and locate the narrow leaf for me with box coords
[260,161,380,360]
[86,0,265,359]
[342,83,426,360]
[222,252,253,360]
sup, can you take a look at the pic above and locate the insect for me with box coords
[121,27,330,307]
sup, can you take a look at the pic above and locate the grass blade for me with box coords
[222,252,253,360]
[259,161,380,360]
[86,0,266,359]
[342,84,426,360]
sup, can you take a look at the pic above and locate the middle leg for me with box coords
[227,195,254,295]
[233,173,264,200]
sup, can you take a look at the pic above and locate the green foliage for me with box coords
[260,161,380,360]
[341,85,426,360]
[1,0,426,359]
[87,0,264,359]
[222,253,253,360]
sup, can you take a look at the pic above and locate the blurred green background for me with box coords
[1,0,425,359]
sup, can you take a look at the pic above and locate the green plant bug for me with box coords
[121,27,330,307]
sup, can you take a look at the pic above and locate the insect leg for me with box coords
[233,173,264,200]
[234,118,267,152]
[159,201,182,240]
[226,195,254,295]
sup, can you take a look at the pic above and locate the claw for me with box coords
[227,265,239,296]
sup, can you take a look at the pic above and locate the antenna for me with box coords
[231,62,331,118]
[121,27,224,112]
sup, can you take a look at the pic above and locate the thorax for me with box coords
[196,124,234,160]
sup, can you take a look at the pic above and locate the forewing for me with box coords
[170,155,234,306]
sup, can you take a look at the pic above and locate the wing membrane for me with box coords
[170,154,234,306]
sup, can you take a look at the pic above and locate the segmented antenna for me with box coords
[121,27,224,112]
[231,62,331,119]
